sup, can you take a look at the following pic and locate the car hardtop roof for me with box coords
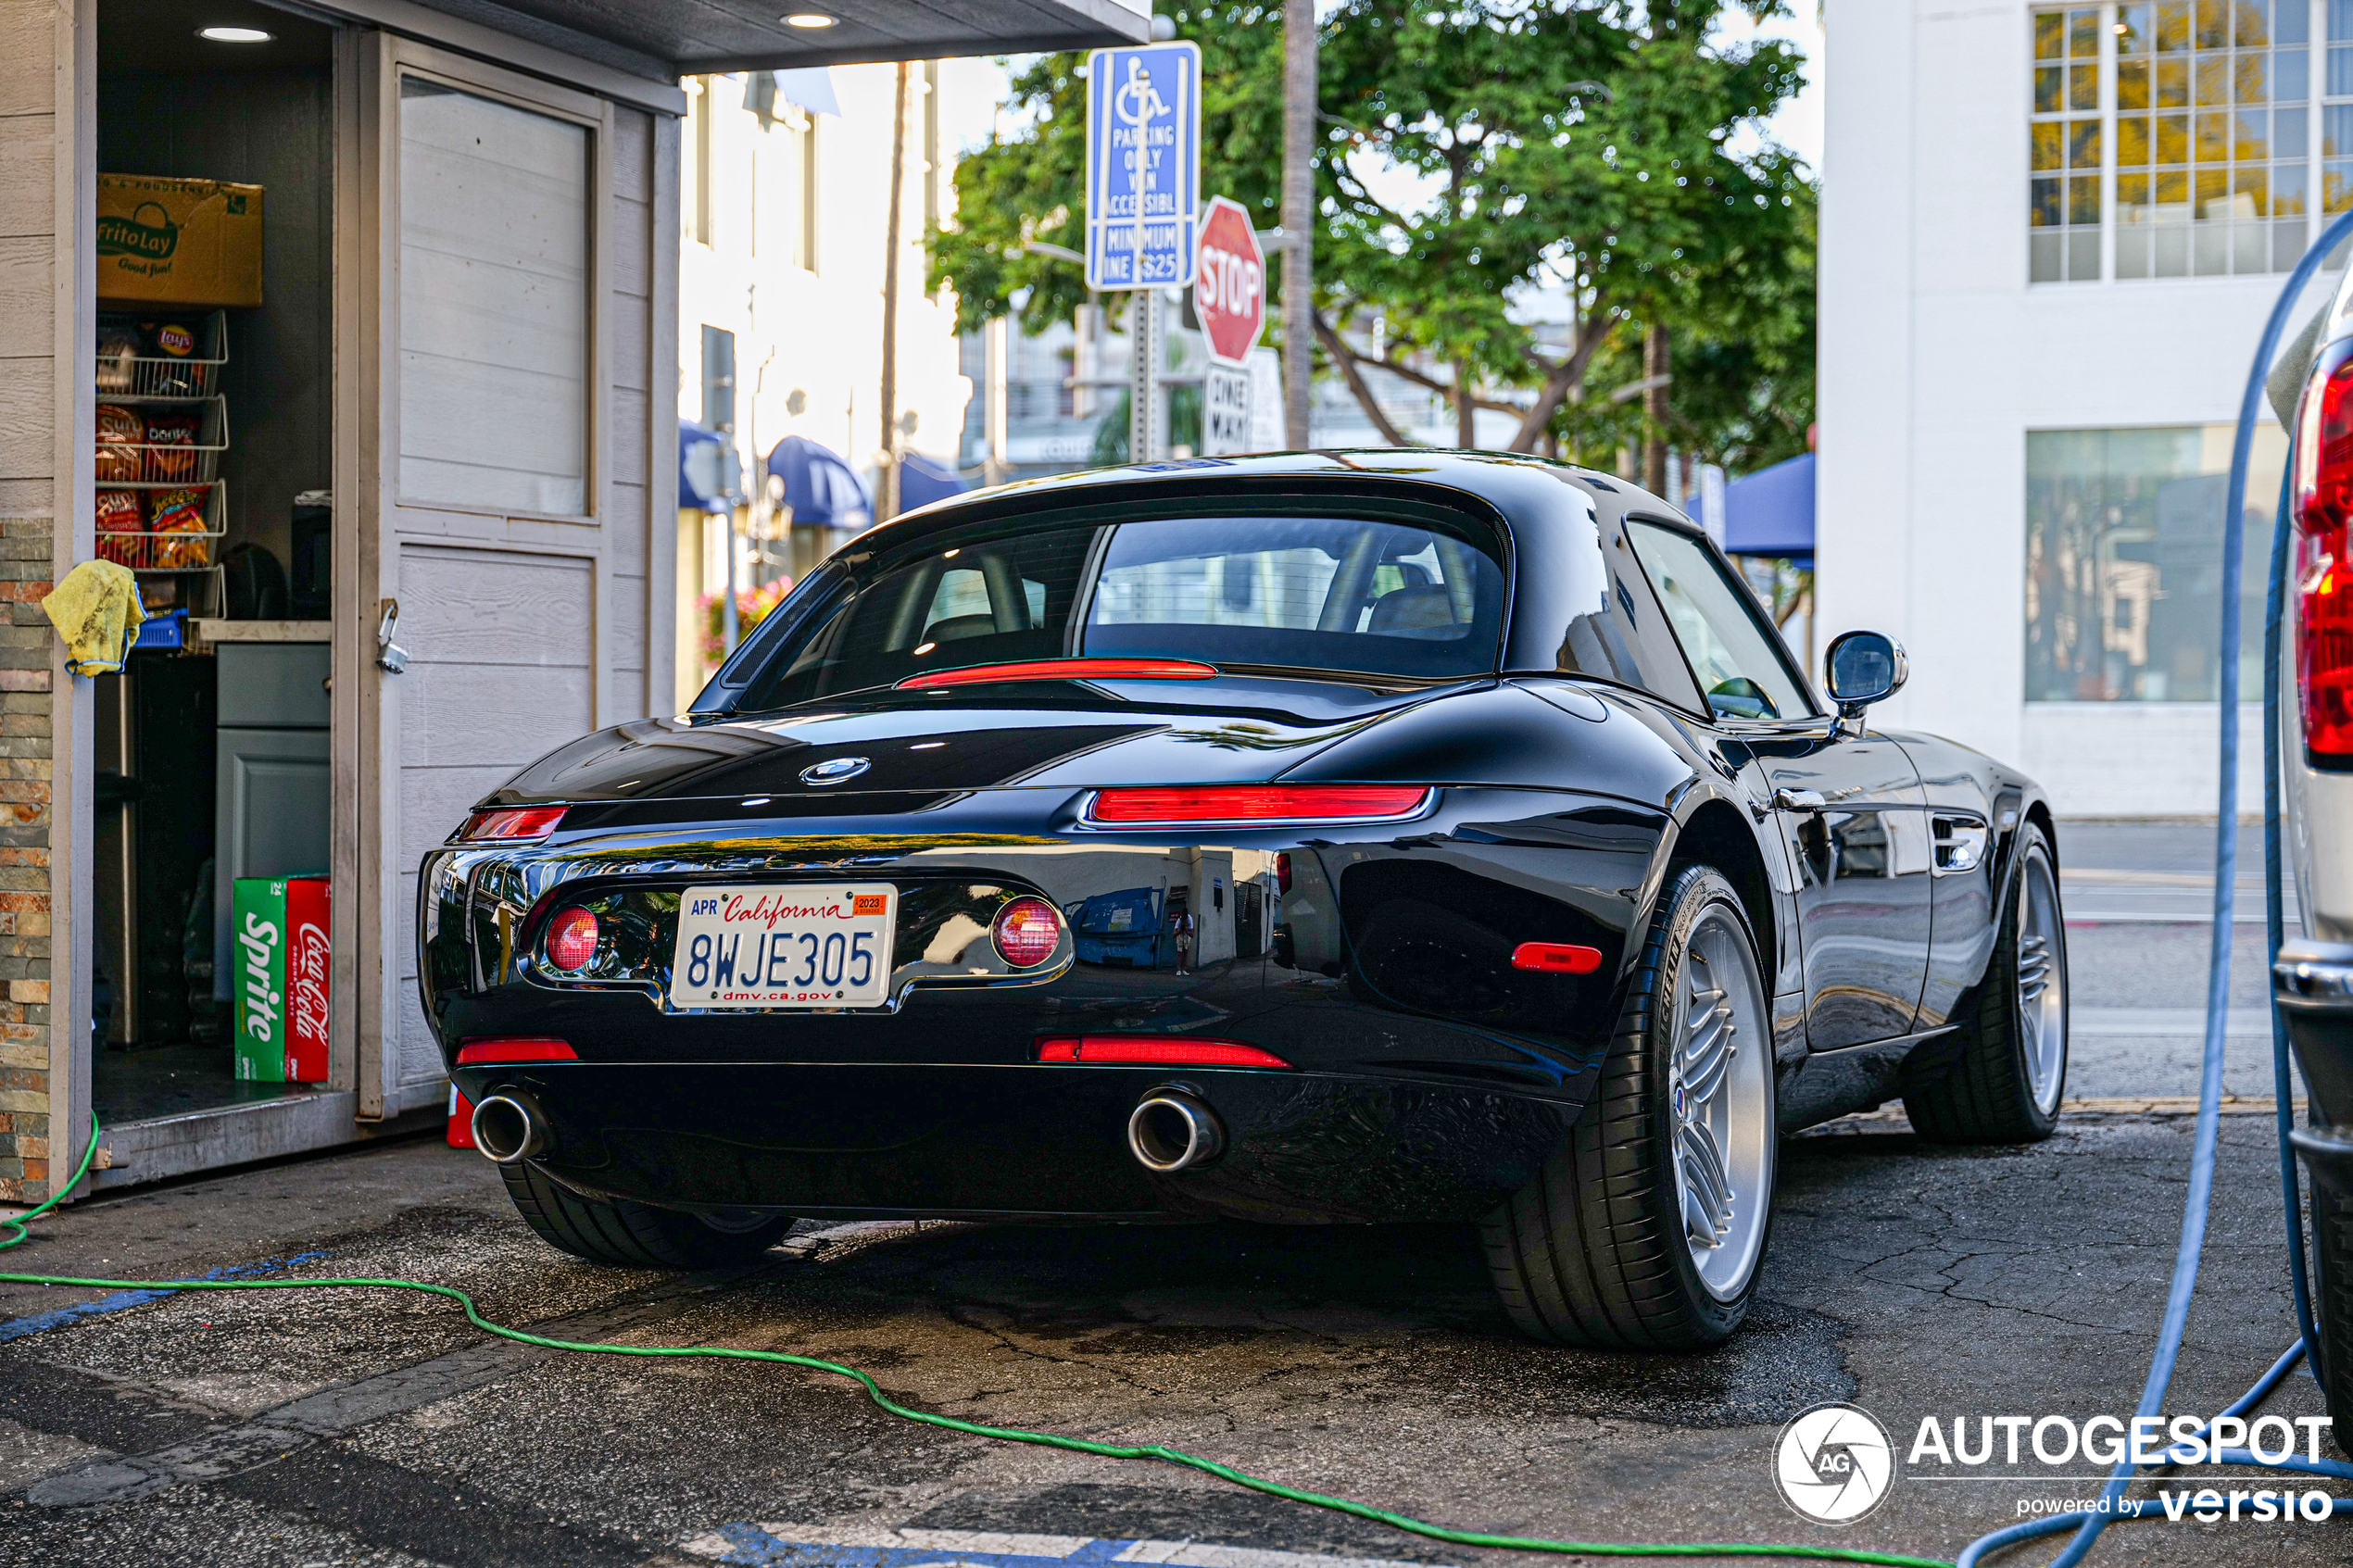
[829,448,1696,563]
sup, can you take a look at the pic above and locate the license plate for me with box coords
[670,884,897,1010]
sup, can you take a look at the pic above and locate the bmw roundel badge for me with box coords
[799,756,872,786]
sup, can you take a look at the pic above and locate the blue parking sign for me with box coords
[1085,42,1202,291]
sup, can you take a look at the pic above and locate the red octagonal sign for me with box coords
[1193,195,1265,368]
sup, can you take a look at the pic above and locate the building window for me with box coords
[2023,424,2285,701]
[2031,6,2106,282]
[2036,1,2318,283]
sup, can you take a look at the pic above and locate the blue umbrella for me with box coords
[766,435,873,530]
[898,451,968,511]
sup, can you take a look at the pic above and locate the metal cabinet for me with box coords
[212,643,332,997]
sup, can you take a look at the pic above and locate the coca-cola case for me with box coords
[231,875,330,1083]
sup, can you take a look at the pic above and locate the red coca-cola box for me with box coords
[232,874,329,1083]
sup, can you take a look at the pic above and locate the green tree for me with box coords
[927,1,1813,464]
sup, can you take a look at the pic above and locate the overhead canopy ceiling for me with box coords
[396,0,1148,80]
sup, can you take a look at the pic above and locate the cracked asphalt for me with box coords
[0,824,2340,1566]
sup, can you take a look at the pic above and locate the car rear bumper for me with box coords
[2279,941,2353,1176]
[449,1060,1581,1224]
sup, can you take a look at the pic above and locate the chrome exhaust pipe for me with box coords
[471,1090,551,1164]
[1126,1089,1225,1173]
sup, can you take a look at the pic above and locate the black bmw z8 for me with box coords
[419,452,2067,1349]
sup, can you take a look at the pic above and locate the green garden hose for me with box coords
[0,1117,1951,1568]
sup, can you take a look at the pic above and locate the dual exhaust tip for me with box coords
[471,1090,550,1164]
[473,1083,1228,1176]
[1126,1089,1224,1173]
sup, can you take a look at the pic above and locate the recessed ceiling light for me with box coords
[782,12,837,26]
[198,25,273,42]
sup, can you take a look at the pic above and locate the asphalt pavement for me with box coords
[0,819,2335,1567]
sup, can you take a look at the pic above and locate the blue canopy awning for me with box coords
[898,452,968,511]
[678,421,735,514]
[767,434,873,531]
[1722,452,1814,561]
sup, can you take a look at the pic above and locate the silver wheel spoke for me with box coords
[1678,1123,1733,1245]
[1682,998,1735,1109]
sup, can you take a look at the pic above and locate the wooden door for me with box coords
[338,33,672,1119]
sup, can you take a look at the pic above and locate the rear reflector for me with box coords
[1088,784,1430,825]
[1036,1035,1294,1069]
[1511,942,1604,974]
[459,807,566,843]
[899,659,1218,690]
[2296,338,2353,758]
[455,1037,579,1066]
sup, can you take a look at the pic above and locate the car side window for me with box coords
[1623,519,1814,723]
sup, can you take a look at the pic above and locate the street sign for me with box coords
[1201,363,1252,456]
[1085,42,1202,291]
[1201,347,1285,457]
[1193,195,1265,367]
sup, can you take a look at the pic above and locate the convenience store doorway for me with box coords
[90,0,342,1137]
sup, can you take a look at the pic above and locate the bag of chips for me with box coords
[142,411,199,483]
[143,321,202,395]
[96,321,142,393]
[147,487,211,569]
[95,404,145,483]
[96,488,145,568]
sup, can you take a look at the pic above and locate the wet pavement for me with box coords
[0,820,2337,1567]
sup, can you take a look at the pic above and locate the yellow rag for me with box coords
[43,558,147,676]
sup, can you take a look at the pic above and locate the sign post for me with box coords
[1192,195,1266,456]
[1085,42,1201,462]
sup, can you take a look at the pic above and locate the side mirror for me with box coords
[1824,630,1906,735]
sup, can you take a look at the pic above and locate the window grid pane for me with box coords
[2111,0,2311,281]
[2032,5,2107,281]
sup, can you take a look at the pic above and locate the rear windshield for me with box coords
[733,513,1506,707]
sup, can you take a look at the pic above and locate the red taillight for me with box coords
[898,659,1218,690]
[1035,1035,1294,1069]
[2296,341,2353,759]
[455,1037,578,1065]
[1088,784,1430,826]
[1276,852,1292,894]
[459,807,566,842]
[544,907,599,971]
[991,896,1063,967]
[1510,941,1604,974]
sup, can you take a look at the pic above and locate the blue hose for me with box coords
[1953,210,2353,1567]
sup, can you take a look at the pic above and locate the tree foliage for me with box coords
[928,0,1815,470]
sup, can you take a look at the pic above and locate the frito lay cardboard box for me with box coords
[233,876,328,1083]
[97,174,264,308]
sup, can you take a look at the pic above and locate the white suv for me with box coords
[2279,298,2353,1427]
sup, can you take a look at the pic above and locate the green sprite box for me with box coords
[233,875,330,1083]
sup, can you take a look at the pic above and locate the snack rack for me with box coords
[98,479,228,571]
[96,311,232,618]
[95,309,229,398]
[96,395,228,484]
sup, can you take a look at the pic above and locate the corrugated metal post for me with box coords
[1129,289,1163,462]
[1281,0,1315,449]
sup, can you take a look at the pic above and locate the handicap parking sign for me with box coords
[1085,42,1202,291]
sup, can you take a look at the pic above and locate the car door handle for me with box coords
[1772,788,1826,812]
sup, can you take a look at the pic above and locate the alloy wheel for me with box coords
[1666,905,1773,1301]
[2017,848,2067,1115]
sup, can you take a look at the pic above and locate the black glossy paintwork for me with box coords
[421,453,2054,1223]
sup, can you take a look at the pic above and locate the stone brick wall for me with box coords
[0,517,53,1203]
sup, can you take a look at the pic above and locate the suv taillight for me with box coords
[2294,339,2353,759]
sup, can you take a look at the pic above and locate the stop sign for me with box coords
[1193,195,1265,367]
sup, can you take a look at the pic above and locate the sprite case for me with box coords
[233,875,330,1083]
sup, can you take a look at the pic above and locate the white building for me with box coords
[1818,0,2326,816]
[674,62,979,703]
